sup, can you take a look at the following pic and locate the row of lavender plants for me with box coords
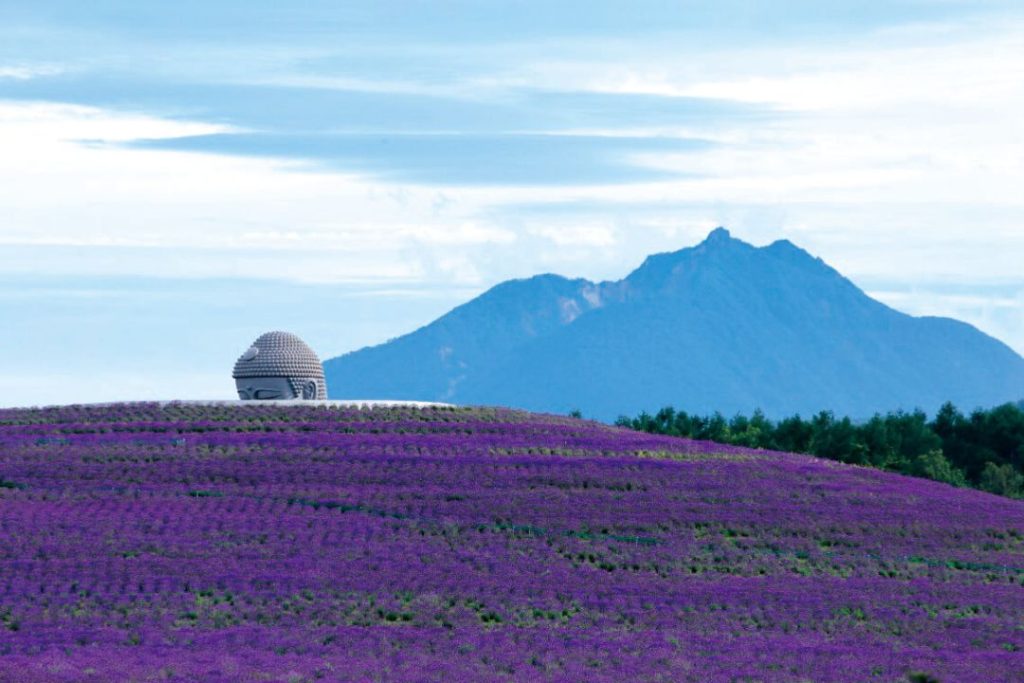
[1,403,1023,681]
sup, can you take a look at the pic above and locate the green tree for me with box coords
[809,411,862,464]
[694,412,730,443]
[859,415,896,468]
[734,409,774,449]
[772,415,813,453]
[653,407,679,436]
[672,409,696,438]
[909,450,967,487]
[886,410,942,469]
[979,462,1024,498]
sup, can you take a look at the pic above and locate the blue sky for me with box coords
[1,1,1022,406]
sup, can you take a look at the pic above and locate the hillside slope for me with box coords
[325,228,1024,420]
[1,403,1023,682]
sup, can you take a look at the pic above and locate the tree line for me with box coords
[613,401,1024,498]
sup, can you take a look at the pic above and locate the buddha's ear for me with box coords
[302,381,317,399]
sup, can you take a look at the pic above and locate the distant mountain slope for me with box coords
[325,228,1024,420]
[326,274,603,401]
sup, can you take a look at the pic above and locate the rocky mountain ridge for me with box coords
[324,228,1024,420]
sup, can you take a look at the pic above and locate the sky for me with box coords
[1,1,1022,407]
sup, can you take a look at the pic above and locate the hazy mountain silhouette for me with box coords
[325,228,1024,420]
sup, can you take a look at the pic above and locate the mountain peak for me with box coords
[703,226,733,244]
[625,226,754,292]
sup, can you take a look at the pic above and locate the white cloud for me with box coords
[0,101,525,284]
[677,34,1024,113]
[527,221,617,247]
[0,63,64,80]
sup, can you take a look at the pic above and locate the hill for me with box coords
[1,403,1023,682]
[324,228,1024,420]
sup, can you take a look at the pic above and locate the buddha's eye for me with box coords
[253,389,283,399]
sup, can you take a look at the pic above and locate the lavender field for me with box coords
[1,403,1023,682]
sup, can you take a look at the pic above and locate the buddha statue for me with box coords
[232,331,327,400]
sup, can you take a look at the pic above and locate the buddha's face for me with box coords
[236,377,297,400]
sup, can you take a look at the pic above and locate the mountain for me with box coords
[324,228,1024,420]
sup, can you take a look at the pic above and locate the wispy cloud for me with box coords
[0,63,63,80]
[126,132,715,185]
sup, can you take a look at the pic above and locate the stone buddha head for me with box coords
[232,331,327,400]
